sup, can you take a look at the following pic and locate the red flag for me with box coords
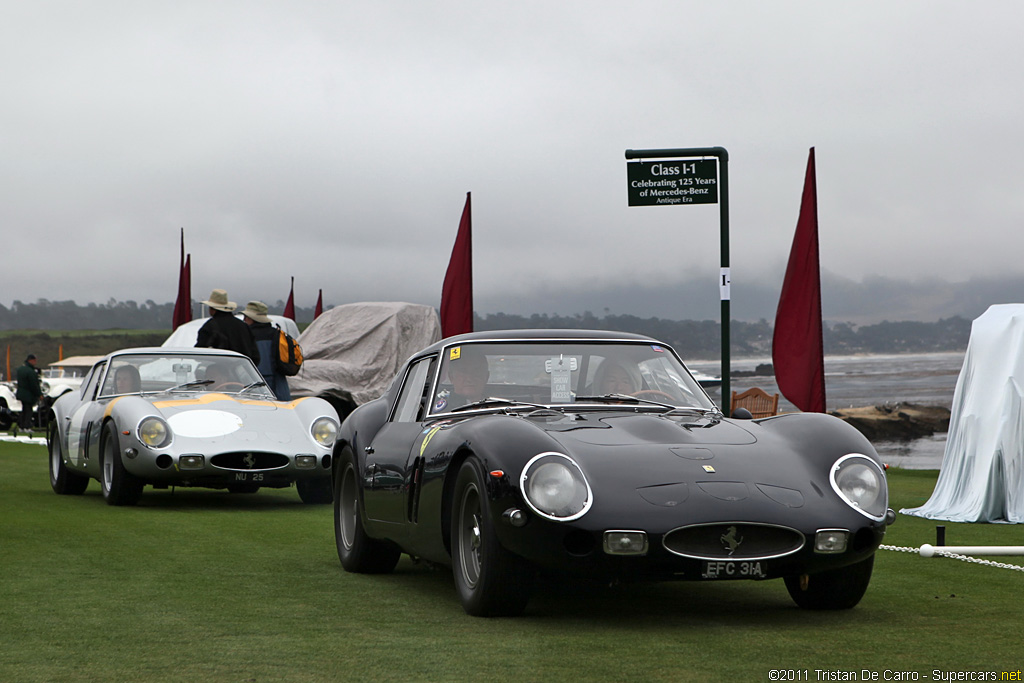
[172,229,192,329]
[440,193,473,337]
[314,289,323,319]
[772,148,826,413]
[283,277,295,321]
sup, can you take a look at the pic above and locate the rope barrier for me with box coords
[879,544,1024,572]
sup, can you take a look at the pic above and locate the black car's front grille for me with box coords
[663,523,805,560]
[210,452,290,471]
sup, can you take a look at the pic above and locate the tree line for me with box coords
[0,299,319,331]
[1,299,972,360]
[477,312,972,359]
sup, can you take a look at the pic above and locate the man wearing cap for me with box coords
[196,289,260,364]
[15,354,43,432]
[241,300,290,400]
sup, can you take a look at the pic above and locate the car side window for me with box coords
[392,357,436,423]
[81,362,106,401]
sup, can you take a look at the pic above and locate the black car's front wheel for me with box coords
[100,421,144,506]
[334,448,400,573]
[49,421,88,495]
[784,554,875,610]
[451,458,533,617]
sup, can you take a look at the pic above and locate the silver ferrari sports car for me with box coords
[47,347,339,505]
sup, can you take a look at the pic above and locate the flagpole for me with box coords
[624,146,731,413]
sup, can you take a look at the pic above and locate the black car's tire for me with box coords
[100,421,144,506]
[451,458,533,617]
[297,477,333,504]
[784,555,875,610]
[334,448,400,573]
[49,421,88,495]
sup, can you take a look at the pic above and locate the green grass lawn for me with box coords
[2,441,1021,682]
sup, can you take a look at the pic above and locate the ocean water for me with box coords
[687,351,965,469]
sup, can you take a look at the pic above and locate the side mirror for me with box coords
[731,407,754,419]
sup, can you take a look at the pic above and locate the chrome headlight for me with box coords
[830,454,887,521]
[138,416,172,449]
[311,417,338,448]
[519,452,592,521]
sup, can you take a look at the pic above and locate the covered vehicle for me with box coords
[902,303,1024,523]
[47,347,339,505]
[334,330,893,616]
[289,302,441,420]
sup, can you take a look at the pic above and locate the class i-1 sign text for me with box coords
[626,159,719,207]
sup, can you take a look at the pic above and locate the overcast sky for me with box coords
[4,2,1023,317]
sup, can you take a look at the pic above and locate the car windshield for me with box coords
[98,353,272,398]
[430,340,715,415]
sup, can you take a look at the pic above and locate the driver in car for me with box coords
[203,363,234,390]
[442,349,490,409]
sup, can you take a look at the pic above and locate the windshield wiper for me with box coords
[239,380,268,394]
[449,397,551,413]
[169,379,214,391]
[662,406,723,419]
[574,393,676,409]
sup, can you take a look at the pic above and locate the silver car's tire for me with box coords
[49,421,88,495]
[100,421,144,506]
[784,555,875,610]
[451,458,533,617]
[297,477,333,504]
[334,448,400,573]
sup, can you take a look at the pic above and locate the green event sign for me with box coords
[626,159,719,206]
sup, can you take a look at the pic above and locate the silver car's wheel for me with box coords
[100,421,143,506]
[49,421,88,495]
[451,458,533,617]
[333,447,400,573]
[296,477,332,504]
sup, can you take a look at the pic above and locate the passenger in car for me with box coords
[593,360,640,395]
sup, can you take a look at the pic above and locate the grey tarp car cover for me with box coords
[902,304,1024,523]
[288,302,441,408]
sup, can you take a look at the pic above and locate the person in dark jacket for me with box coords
[241,300,290,399]
[196,289,259,364]
[15,354,43,432]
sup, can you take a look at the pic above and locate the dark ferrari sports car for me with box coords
[333,330,893,616]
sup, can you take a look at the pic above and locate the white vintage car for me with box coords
[47,347,339,505]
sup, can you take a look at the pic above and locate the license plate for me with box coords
[701,560,766,579]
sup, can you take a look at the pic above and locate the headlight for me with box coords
[830,454,887,521]
[310,417,338,448]
[138,416,172,449]
[520,452,592,521]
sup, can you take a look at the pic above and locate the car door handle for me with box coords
[364,446,374,454]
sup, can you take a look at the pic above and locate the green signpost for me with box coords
[624,147,731,414]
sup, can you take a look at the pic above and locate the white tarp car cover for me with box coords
[288,302,441,405]
[163,315,301,348]
[902,304,1024,523]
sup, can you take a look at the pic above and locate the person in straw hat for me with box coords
[241,300,290,400]
[196,288,259,364]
